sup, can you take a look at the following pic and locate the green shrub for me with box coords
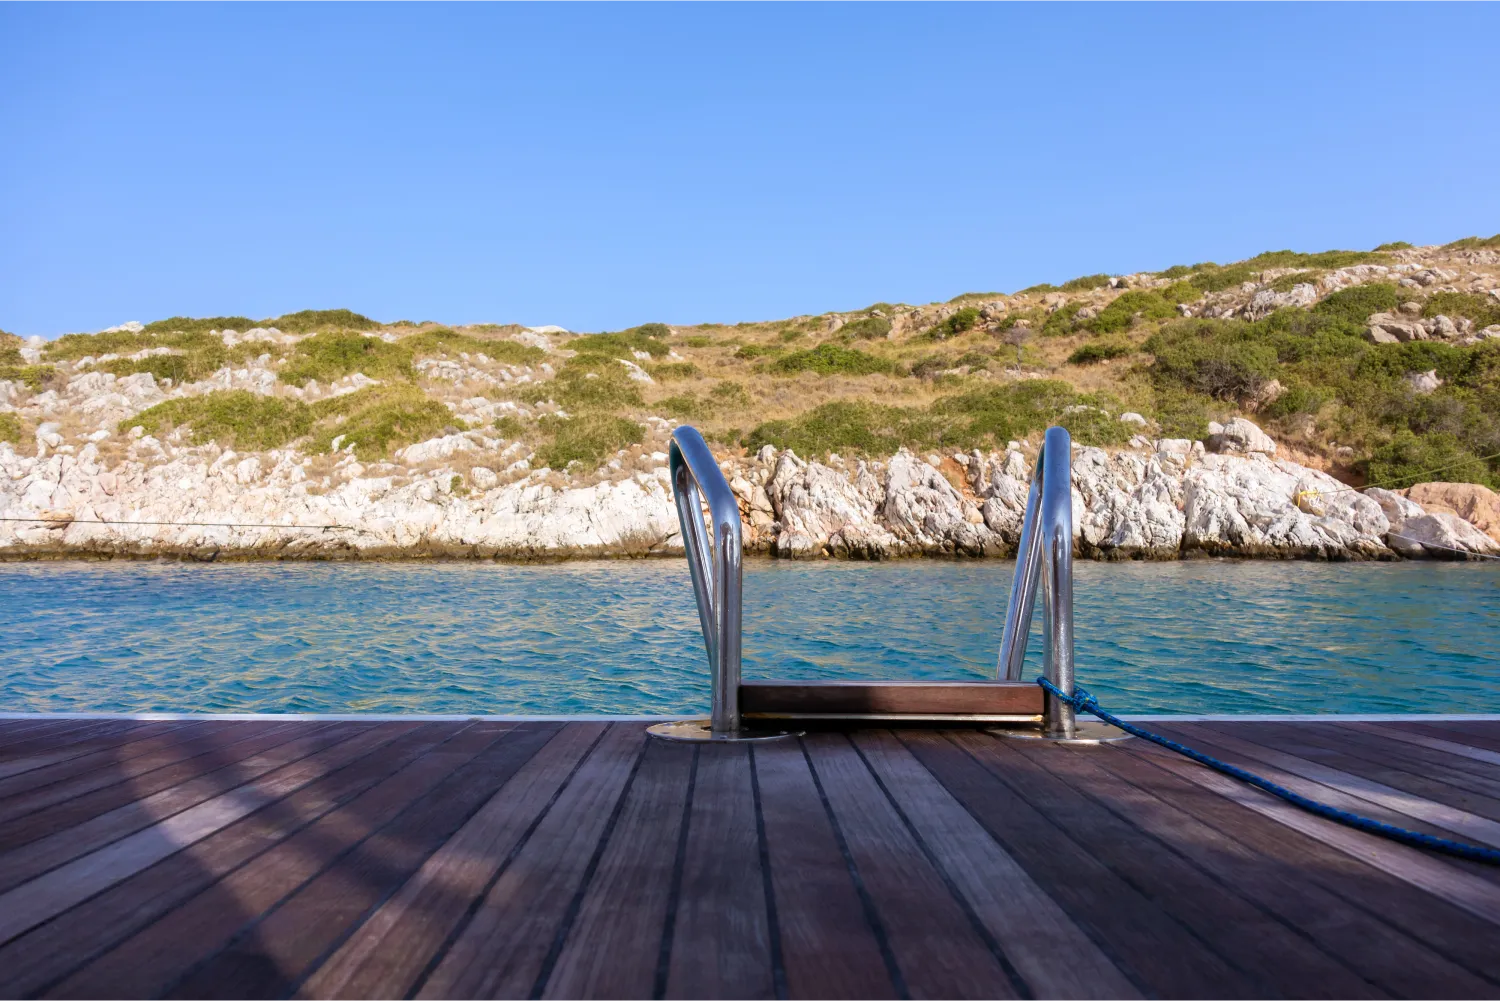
[1156,264,1210,280]
[772,343,896,376]
[928,307,981,340]
[745,400,935,456]
[307,386,453,459]
[1367,430,1493,489]
[1089,291,1176,335]
[952,351,993,369]
[0,364,57,391]
[840,315,893,340]
[947,292,1001,304]
[1314,283,1398,325]
[535,414,644,470]
[278,331,414,386]
[1057,406,1132,447]
[711,380,750,406]
[494,415,527,439]
[1261,384,1326,421]
[1268,271,1323,292]
[1151,386,1218,439]
[1144,319,1280,402]
[1016,283,1058,295]
[569,325,671,359]
[1068,340,1133,365]
[266,309,378,333]
[124,391,314,450]
[779,328,806,343]
[403,327,544,365]
[649,361,700,381]
[1442,235,1500,250]
[1041,302,1084,337]
[1243,249,1383,270]
[658,394,705,419]
[1190,263,1261,293]
[1375,241,1413,251]
[141,316,256,336]
[683,336,713,348]
[521,356,643,411]
[734,344,783,360]
[0,412,20,444]
[1059,274,1112,293]
[1423,292,1500,329]
[909,355,954,379]
[1159,281,1202,304]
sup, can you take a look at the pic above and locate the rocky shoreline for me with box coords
[3,416,1497,562]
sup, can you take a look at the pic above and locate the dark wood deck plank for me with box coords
[662,743,776,1001]
[0,721,307,852]
[0,721,198,785]
[749,739,898,1001]
[1163,723,1500,873]
[0,720,235,805]
[0,722,454,1000]
[1133,733,1500,929]
[540,737,694,1000]
[299,723,599,1000]
[0,719,1497,1000]
[902,729,1256,998]
[988,733,1370,999]
[1095,735,1500,995]
[806,731,1021,1000]
[1364,722,1500,769]
[0,722,349,896]
[1231,721,1500,820]
[851,730,1140,1000]
[1388,721,1500,755]
[161,724,532,1000]
[46,722,487,1000]
[0,719,158,762]
[0,723,386,949]
[416,724,644,1000]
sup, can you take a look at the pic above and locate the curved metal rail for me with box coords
[995,425,1080,738]
[650,427,795,742]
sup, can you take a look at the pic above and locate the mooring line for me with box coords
[1037,677,1500,866]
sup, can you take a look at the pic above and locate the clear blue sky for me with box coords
[2,3,1497,337]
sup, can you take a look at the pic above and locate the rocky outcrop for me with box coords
[4,424,1498,561]
[1402,482,1500,545]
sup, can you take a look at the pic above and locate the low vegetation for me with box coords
[534,413,644,470]
[124,391,315,450]
[0,411,21,445]
[278,331,413,386]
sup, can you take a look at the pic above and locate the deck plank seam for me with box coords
[651,745,697,1001]
[1162,723,1500,885]
[849,730,1035,1000]
[0,721,203,791]
[405,723,610,1001]
[948,731,1282,998]
[12,723,459,1000]
[1017,739,1392,997]
[0,720,314,830]
[747,745,789,1001]
[0,722,361,906]
[1100,737,1500,993]
[799,737,909,1001]
[1219,722,1500,827]
[145,721,491,1001]
[283,723,556,1000]
[528,730,650,1000]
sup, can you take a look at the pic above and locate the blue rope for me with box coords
[1036,677,1500,866]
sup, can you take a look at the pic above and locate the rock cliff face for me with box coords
[4,424,1496,561]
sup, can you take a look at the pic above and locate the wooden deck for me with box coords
[1,718,1498,999]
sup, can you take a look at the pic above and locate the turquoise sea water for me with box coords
[0,559,1496,716]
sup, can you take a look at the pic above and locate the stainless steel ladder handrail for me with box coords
[668,426,745,735]
[996,425,1078,738]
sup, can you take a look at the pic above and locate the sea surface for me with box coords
[0,559,1496,716]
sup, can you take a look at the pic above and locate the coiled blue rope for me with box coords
[1036,677,1500,866]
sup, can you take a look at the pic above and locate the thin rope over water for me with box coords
[0,516,360,532]
[1037,677,1500,866]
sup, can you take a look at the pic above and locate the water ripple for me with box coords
[0,559,1496,715]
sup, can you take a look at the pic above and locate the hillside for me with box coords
[2,235,1499,561]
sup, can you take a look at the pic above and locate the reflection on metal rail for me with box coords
[647,427,795,742]
[995,425,1090,740]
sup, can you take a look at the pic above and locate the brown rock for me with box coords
[1402,482,1500,544]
